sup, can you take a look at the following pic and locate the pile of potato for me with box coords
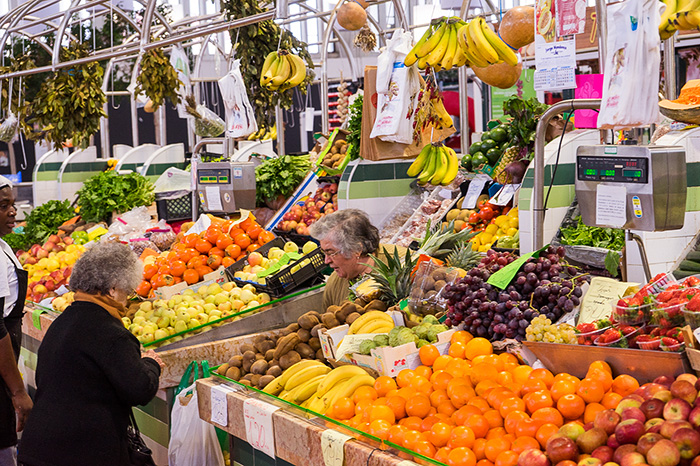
[319,139,348,170]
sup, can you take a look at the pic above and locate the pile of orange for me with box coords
[136,216,275,297]
[326,331,640,466]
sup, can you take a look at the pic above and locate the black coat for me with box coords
[17,301,161,466]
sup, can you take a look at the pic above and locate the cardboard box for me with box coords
[318,311,405,360]
[153,267,228,299]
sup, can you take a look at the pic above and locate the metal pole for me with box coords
[459,0,473,156]
[664,38,677,100]
[532,99,601,250]
[277,0,289,20]
[131,96,139,148]
[594,0,607,71]
[275,104,285,157]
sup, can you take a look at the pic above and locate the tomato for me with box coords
[468,213,481,225]
[478,206,495,221]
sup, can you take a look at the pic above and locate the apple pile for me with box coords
[277,182,338,236]
[520,373,700,466]
[231,241,317,284]
[16,233,86,303]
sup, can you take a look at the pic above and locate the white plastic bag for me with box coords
[153,167,192,194]
[190,105,226,138]
[370,29,420,143]
[171,46,193,119]
[0,112,18,143]
[168,384,225,466]
[218,59,258,138]
[597,0,660,129]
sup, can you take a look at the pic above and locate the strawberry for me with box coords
[683,276,700,287]
[636,335,661,350]
[661,337,682,352]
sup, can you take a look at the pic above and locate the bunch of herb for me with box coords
[255,155,311,206]
[24,200,75,244]
[345,94,363,161]
[3,232,29,251]
[134,47,182,110]
[560,216,625,250]
[502,96,548,158]
[76,171,155,223]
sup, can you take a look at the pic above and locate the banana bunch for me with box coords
[407,143,460,186]
[405,17,468,71]
[260,51,307,92]
[306,365,375,414]
[457,17,518,67]
[661,0,700,37]
[247,126,277,141]
[348,310,395,335]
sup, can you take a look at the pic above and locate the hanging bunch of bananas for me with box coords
[659,0,700,39]
[457,17,519,67]
[259,50,307,92]
[407,143,460,186]
[405,17,468,71]
[247,125,277,141]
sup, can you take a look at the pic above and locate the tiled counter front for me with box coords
[197,377,412,466]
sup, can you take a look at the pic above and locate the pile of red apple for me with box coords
[277,182,338,236]
[519,374,700,466]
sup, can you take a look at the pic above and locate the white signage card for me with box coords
[595,184,627,228]
[534,38,577,90]
[243,398,280,458]
[305,107,315,132]
[464,174,491,209]
[210,384,235,427]
[490,184,520,206]
[205,186,223,211]
[320,429,353,466]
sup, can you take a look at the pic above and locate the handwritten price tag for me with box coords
[210,384,235,427]
[321,429,352,466]
[464,174,491,208]
[398,460,421,466]
[243,398,280,458]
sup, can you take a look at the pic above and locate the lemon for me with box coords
[485,224,498,235]
[508,218,519,229]
[478,244,490,252]
[506,227,519,236]
[494,215,509,227]
[507,207,519,218]
[480,233,493,244]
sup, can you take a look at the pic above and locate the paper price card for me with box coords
[464,174,491,209]
[578,277,638,324]
[243,398,280,458]
[321,429,352,466]
[398,461,421,466]
[210,384,236,427]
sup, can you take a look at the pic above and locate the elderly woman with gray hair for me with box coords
[18,242,163,466]
[309,209,404,309]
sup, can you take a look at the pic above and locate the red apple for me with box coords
[691,456,700,466]
[615,419,645,445]
[663,399,692,421]
[645,418,665,433]
[602,463,620,466]
[577,427,609,453]
[660,420,693,439]
[44,280,56,292]
[619,452,646,466]
[48,234,61,244]
[637,432,664,455]
[25,257,37,265]
[591,446,614,463]
[654,376,675,389]
[688,406,700,429]
[676,374,697,385]
[34,284,47,294]
[557,461,578,466]
[646,438,681,466]
[607,434,620,449]
[616,399,643,415]
[638,383,667,401]
[613,445,638,465]
[653,390,672,403]
[320,191,331,202]
[595,410,622,435]
[579,459,603,466]
[640,399,665,420]
[621,407,647,424]
[29,244,40,256]
[62,236,73,245]
[560,422,586,441]
[670,380,698,405]
[670,427,700,459]
[518,449,551,466]
[43,241,55,252]
[36,247,48,259]
[547,436,579,464]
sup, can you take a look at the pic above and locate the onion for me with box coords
[505,160,529,184]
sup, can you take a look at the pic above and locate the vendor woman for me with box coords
[310,209,404,308]
[0,175,32,466]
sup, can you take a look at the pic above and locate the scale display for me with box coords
[577,156,648,183]
[198,168,231,184]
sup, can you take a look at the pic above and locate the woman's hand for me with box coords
[142,350,165,370]
[12,389,32,432]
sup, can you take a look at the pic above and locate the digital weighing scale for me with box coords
[194,161,256,214]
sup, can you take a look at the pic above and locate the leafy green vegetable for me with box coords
[3,232,29,251]
[345,94,363,161]
[134,47,182,111]
[502,97,548,158]
[3,200,75,250]
[560,216,625,251]
[605,251,620,277]
[77,171,155,223]
[255,155,312,206]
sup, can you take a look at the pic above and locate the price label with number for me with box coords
[210,384,235,427]
[321,429,352,466]
[243,398,280,458]
[464,174,491,209]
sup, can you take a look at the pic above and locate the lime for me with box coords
[480,139,497,151]
[469,141,482,155]
[490,127,508,143]
[471,152,488,168]
[461,154,473,171]
[486,148,502,164]
[481,131,492,142]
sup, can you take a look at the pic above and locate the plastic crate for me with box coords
[272,227,319,248]
[155,191,196,222]
[225,238,327,297]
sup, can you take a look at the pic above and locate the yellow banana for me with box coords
[293,374,328,403]
[429,145,449,185]
[267,53,291,90]
[407,144,433,177]
[278,359,327,387]
[284,54,307,88]
[684,10,700,27]
[461,24,489,68]
[348,310,394,334]
[306,394,325,414]
[355,320,394,335]
[432,97,453,128]
[325,375,376,409]
[262,375,285,395]
[417,54,430,70]
[468,18,499,64]
[479,18,519,66]
[660,0,679,35]
[418,146,439,184]
[439,24,459,70]
[315,365,369,397]
[441,147,459,186]
[426,24,452,68]
[452,41,468,67]
[260,52,278,86]
[415,21,448,58]
[405,26,435,66]
[284,364,331,391]
[660,23,678,39]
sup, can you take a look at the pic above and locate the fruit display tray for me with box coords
[523,341,693,383]
[389,186,461,247]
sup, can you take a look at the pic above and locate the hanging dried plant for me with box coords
[354,24,377,52]
[134,47,182,111]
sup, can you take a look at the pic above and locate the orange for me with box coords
[557,394,585,420]
[452,330,474,346]
[477,460,495,466]
[332,397,355,420]
[520,379,547,397]
[473,438,487,460]
[397,369,416,388]
[400,416,423,431]
[182,269,199,285]
[143,263,158,280]
[495,450,519,466]
[403,429,427,449]
[195,238,213,254]
[449,341,467,359]
[484,437,511,462]
[577,378,605,404]
[528,368,554,389]
[511,436,540,453]
[511,365,534,385]
[438,401,458,418]
[420,415,441,432]
[135,280,151,297]
[611,374,640,397]
[475,380,500,398]
[498,397,526,418]
[374,376,397,397]
[372,397,387,407]
[368,419,391,440]
[465,414,491,438]
[448,426,476,449]
[514,418,542,438]
[483,410,503,428]
[354,399,373,420]
[432,371,455,391]
[436,447,453,463]
[497,371,514,387]
[498,353,519,365]
[430,388,450,407]
[531,407,563,427]
[448,384,476,409]
[453,406,483,426]
[434,355,455,372]
[465,338,493,360]
[411,375,433,395]
[524,390,553,414]
[447,447,477,466]
[486,427,507,440]
[481,354,505,371]
[370,405,396,424]
[504,411,529,435]
[420,344,441,366]
[601,392,622,410]
[550,379,577,403]
[586,367,614,392]
[387,424,408,447]
[535,423,559,449]
[467,397,491,414]
[584,402,606,424]
[415,365,433,380]
[446,359,470,379]
[195,265,214,279]
[412,440,437,459]
[406,394,432,418]
[487,388,516,410]
[589,360,612,374]
[429,422,454,448]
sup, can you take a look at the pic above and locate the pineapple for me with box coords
[445,241,482,269]
[494,146,520,184]
[366,247,417,306]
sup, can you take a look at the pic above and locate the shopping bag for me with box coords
[171,46,193,119]
[218,59,258,138]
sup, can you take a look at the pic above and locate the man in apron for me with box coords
[0,176,32,466]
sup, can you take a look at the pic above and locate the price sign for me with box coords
[321,429,352,466]
[398,461,421,466]
[243,398,280,458]
[464,174,491,208]
[489,184,520,206]
[210,384,235,427]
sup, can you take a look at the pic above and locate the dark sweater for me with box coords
[18,301,161,466]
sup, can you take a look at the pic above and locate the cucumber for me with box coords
[679,260,700,272]
[673,269,697,279]
[686,250,700,262]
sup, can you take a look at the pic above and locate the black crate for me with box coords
[272,227,319,248]
[224,237,327,298]
[156,192,195,222]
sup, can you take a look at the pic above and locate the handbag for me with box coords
[127,410,156,466]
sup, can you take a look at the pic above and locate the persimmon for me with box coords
[183,269,199,285]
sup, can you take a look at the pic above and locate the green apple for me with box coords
[134,309,147,318]
[187,319,200,329]
[203,303,216,313]
[154,329,168,341]
[133,316,146,325]
[182,289,195,296]
[204,295,216,304]
[138,301,152,313]
[174,320,188,333]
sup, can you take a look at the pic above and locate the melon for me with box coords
[659,79,700,124]
[337,2,367,31]
[144,100,156,113]
[499,6,535,49]
[537,10,553,35]
[472,62,523,89]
